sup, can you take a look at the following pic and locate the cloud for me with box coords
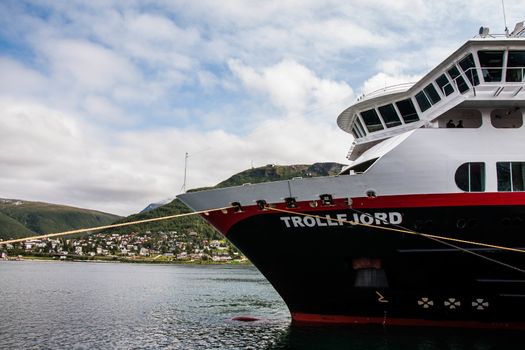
[359,72,422,98]
[229,59,353,117]
[0,0,515,217]
[38,39,140,93]
[82,95,130,125]
[0,95,351,215]
[0,58,48,97]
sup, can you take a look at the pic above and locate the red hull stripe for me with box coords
[203,192,525,234]
[291,312,525,330]
[352,192,525,209]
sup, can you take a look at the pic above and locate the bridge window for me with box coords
[455,162,485,192]
[354,116,367,136]
[497,162,525,191]
[395,99,419,123]
[424,83,441,104]
[378,104,402,128]
[415,91,431,112]
[459,53,480,86]
[436,74,454,96]
[361,109,384,132]
[478,50,504,82]
[491,108,523,128]
[506,51,525,82]
[351,126,362,139]
[448,66,469,93]
[415,83,442,113]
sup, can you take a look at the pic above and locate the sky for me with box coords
[0,0,523,215]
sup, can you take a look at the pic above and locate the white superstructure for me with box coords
[179,28,525,212]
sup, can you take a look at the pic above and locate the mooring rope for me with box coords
[2,201,523,273]
[265,206,525,254]
[347,206,525,274]
[265,206,525,274]
[0,206,232,246]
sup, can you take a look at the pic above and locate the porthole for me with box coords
[285,197,297,208]
[256,200,267,210]
[455,162,485,192]
[366,190,377,198]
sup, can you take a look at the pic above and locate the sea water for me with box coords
[0,261,521,349]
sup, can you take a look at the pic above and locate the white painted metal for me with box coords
[337,38,525,159]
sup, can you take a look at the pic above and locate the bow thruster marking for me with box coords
[444,298,461,309]
[472,298,489,310]
[417,297,434,309]
[375,291,389,303]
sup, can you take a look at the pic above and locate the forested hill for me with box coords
[215,162,345,188]
[0,199,121,240]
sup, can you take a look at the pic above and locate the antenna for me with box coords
[502,0,509,35]
[180,152,189,193]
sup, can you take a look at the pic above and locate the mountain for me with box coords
[215,162,344,188]
[140,197,175,213]
[0,199,121,240]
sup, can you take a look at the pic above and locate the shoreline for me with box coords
[2,254,252,266]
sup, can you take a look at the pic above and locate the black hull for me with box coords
[222,204,525,328]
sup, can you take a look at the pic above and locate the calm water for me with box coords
[0,261,522,350]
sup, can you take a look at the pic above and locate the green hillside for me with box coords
[215,162,344,188]
[0,199,121,240]
[106,198,220,240]
[0,211,34,239]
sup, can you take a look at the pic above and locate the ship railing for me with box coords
[440,71,474,97]
[356,82,415,102]
[474,22,525,38]
[440,66,525,97]
[474,31,525,38]
[474,66,525,83]
[474,33,522,38]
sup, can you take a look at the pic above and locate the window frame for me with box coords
[415,91,431,112]
[454,162,485,192]
[378,104,402,128]
[360,109,384,133]
[477,50,505,83]
[506,50,525,82]
[436,74,454,96]
[395,98,419,123]
[423,83,441,104]
[448,66,470,93]
[497,161,525,192]
[354,116,367,137]
[459,53,480,86]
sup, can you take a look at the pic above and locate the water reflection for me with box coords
[0,261,522,350]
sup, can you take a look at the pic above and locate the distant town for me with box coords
[1,230,246,264]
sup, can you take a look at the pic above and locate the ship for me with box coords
[178,25,525,329]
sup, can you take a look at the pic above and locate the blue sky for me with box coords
[0,0,522,215]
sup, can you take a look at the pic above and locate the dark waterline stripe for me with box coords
[291,312,525,330]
